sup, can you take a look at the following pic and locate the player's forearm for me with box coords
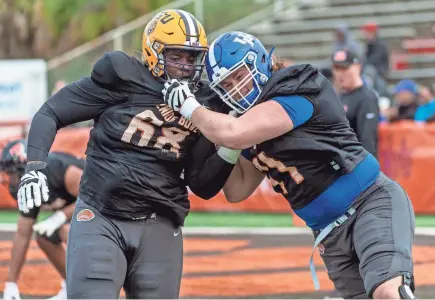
[223,158,264,203]
[7,217,34,282]
[223,162,247,203]
[188,154,236,200]
[185,136,238,199]
[191,107,247,149]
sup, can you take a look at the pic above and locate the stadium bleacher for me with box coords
[247,0,435,85]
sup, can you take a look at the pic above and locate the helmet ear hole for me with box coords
[261,54,266,64]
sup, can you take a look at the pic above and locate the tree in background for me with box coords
[0,0,173,59]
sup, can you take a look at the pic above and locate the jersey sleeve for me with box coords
[271,95,314,128]
[184,135,235,200]
[27,54,129,162]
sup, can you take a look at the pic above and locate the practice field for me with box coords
[0,225,434,298]
[2,210,435,227]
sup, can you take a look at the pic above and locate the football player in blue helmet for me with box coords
[205,32,273,114]
[162,31,417,300]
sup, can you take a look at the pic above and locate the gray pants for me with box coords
[66,198,183,299]
[316,173,415,298]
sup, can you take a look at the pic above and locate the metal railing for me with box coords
[46,0,290,90]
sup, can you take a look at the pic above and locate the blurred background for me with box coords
[1,0,435,298]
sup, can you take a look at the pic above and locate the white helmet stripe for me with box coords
[178,10,196,43]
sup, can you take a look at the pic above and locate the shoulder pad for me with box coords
[91,51,163,95]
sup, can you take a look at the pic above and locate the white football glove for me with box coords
[17,162,49,214]
[3,282,20,300]
[162,79,201,120]
[33,210,67,237]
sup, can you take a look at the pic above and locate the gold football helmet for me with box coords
[142,9,208,83]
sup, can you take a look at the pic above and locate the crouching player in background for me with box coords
[1,139,84,300]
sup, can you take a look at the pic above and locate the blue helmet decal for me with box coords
[206,31,274,113]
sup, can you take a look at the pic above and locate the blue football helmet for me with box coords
[205,31,274,114]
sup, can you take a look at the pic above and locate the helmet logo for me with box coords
[233,32,255,47]
[146,20,158,35]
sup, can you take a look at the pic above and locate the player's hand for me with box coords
[3,282,21,300]
[162,79,201,120]
[17,162,49,214]
[33,210,67,237]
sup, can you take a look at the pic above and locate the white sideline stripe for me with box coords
[0,223,434,236]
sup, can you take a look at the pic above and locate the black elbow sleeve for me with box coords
[188,156,235,200]
[27,103,62,162]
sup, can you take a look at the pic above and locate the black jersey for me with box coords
[251,64,369,209]
[26,51,234,226]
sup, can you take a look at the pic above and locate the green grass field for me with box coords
[1,210,435,227]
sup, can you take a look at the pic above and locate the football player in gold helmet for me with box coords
[19,9,241,299]
[143,10,209,84]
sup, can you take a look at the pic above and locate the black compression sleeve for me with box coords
[27,77,126,162]
[184,135,235,200]
[27,103,61,162]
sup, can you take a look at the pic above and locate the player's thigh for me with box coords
[124,215,183,299]
[318,217,367,299]
[66,198,127,299]
[353,177,415,298]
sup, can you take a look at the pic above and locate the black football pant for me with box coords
[66,198,183,299]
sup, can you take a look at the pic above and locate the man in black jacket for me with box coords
[332,49,379,158]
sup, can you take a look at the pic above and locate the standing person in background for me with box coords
[332,22,363,58]
[361,22,390,80]
[332,49,379,158]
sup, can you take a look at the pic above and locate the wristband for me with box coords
[217,147,242,164]
[25,161,47,173]
[180,96,202,120]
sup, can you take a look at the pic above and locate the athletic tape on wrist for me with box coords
[217,147,242,164]
[25,161,47,173]
[180,97,201,120]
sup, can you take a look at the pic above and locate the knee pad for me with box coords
[399,272,416,299]
[36,227,62,245]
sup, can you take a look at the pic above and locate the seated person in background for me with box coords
[383,79,419,122]
[415,84,435,122]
